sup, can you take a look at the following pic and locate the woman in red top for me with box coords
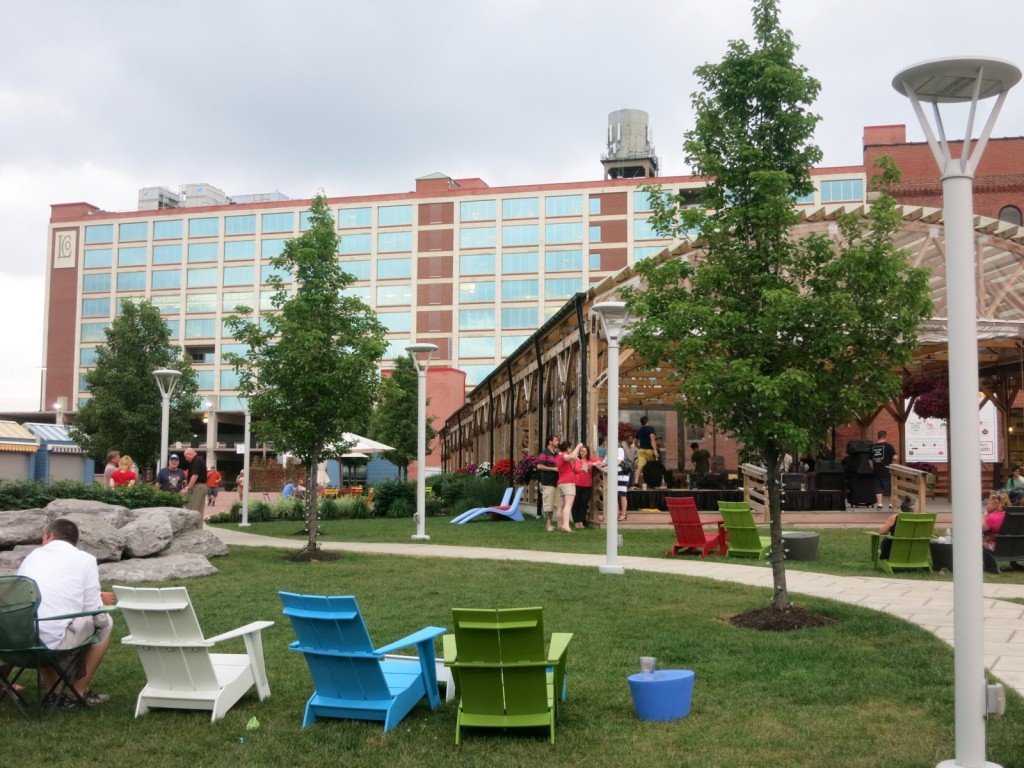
[571,445,604,529]
[554,441,583,533]
[109,455,137,488]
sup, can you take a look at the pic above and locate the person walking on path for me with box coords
[634,417,659,487]
[870,430,897,511]
[182,448,208,514]
[206,466,222,507]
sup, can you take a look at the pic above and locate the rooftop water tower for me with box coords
[601,109,659,179]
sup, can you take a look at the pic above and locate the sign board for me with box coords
[904,395,999,464]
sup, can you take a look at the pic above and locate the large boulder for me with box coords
[121,515,174,558]
[165,528,229,558]
[0,508,50,547]
[0,544,37,576]
[46,499,130,529]
[59,513,125,562]
[123,506,202,535]
[99,552,218,583]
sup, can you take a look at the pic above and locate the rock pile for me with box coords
[0,499,227,582]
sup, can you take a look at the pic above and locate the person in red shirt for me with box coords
[571,444,605,529]
[108,455,137,488]
[554,441,583,533]
[206,467,222,507]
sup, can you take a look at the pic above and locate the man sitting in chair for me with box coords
[16,518,115,707]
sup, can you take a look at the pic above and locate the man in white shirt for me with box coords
[16,518,114,707]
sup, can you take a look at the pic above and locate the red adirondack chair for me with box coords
[665,496,727,558]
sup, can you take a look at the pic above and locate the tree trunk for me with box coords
[305,456,319,551]
[765,448,790,609]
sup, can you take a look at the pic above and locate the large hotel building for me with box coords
[40,114,1024,473]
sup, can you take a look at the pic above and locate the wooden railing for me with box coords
[739,463,769,522]
[888,463,930,513]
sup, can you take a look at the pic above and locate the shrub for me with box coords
[425,496,445,517]
[384,496,415,519]
[371,479,415,518]
[341,496,372,519]
[319,497,342,520]
[271,497,305,521]
[0,478,186,511]
[429,473,470,508]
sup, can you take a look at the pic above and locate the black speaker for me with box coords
[816,471,845,492]
[846,440,872,455]
[782,473,804,491]
[815,459,843,474]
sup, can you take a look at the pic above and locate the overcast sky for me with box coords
[3,0,1023,410]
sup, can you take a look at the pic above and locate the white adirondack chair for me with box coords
[113,585,273,722]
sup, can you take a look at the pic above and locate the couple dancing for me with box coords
[537,436,610,532]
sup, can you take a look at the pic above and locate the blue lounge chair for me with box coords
[451,487,525,524]
[450,487,513,524]
[279,592,446,731]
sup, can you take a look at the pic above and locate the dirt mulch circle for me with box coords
[727,605,838,632]
[285,548,342,563]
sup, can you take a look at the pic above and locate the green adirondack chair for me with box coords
[443,607,572,744]
[717,501,771,559]
[867,512,936,573]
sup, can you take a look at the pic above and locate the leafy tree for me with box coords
[70,299,199,472]
[225,193,387,553]
[624,0,932,610]
[370,353,436,478]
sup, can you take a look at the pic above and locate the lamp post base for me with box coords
[937,760,1002,768]
[238,523,251,528]
[598,564,625,575]
[411,534,431,542]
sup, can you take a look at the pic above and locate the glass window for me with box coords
[545,222,583,244]
[261,212,294,233]
[794,191,815,204]
[502,224,539,247]
[222,291,254,311]
[378,311,412,333]
[460,200,496,222]
[635,245,665,261]
[261,238,287,259]
[999,205,1023,225]
[83,249,112,269]
[379,204,412,226]
[152,244,182,264]
[224,240,255,261]
[377,231,413,253]
[459,336,496,357]
[459,309,495,330]
[80,322,109,342]
[187,293,218,313]
[501,307,538,329]
[383,339,411,361]
[502,197,539,219]
[149,294,180,314]
[195,370,215,390]
[341,259,371,280]
[339,207,372,228]
[118,247,147,267]
[339,233,372,254]
[460,226,496,249]
[589,225,601,243]
[634,190,653,213]
[188,217,219,238]
[545,277,583,299]
[261,265,290,284]
[219,395,243,411]
[633,218,661,240]
[153,219,183,240]
[460,364,495,386]
[259,290,276,310]
[81,298,110,317]
[223,265,255,286]
[84,224,113,244]
[299,211,314,231]
[118,221,148,242]
[188,242,218,262]
[376,285,412,305]
[225,214,256,235]
[459,253,495,275]
[187,268,217,288]
[546,195,583,217]
[819,178,864,203]
[502,279,538,301]
[117,272,146,291]
[220,343,247,360]
[83,273,111,293]
[220,370,240,389]
[589,253,601,270]
[501,334,529,356]
[377,258,412,279]
[589,197,601,215]
[185,318,216,338]
[165,319,180,339]
[501,251,537,274]
[545,250,583,271]
[460,281,495,302]
[79,347,99,367]
[343,285,371,301]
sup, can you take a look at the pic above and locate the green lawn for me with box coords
[4,546,1022,768]
[221,515,1024,585]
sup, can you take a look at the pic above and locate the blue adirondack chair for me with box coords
[279,592,446,731]
[451,487,526,524]
[450,487,513,524]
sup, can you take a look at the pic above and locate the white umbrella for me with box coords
[335,433,394,454]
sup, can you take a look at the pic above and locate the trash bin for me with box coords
[782,531,820,561]
[627,669,695,721]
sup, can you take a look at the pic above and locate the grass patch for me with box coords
[3,547,1022,767]
[214,516,1024,585]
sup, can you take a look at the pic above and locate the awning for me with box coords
[0,421,40,453]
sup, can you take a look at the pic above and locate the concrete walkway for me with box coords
[211,526,1024,699]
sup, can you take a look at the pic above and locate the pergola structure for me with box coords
[438,203,1024,476]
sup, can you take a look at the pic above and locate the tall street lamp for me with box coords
[239,397,251,528]
[592,301,628,575]
[894,57,1020,768]
[406,343,439,541]
[153,368,181,473]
